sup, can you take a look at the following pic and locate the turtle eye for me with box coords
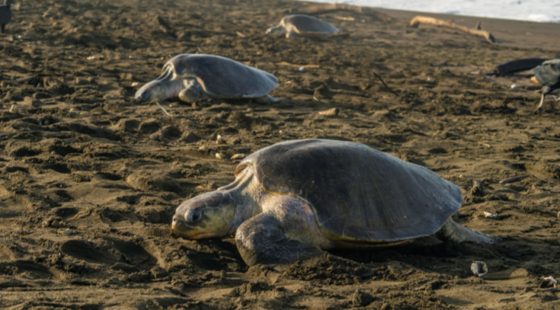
[186,209,203,224]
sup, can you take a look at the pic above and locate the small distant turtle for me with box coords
[266,14,339,38]
[172,139,496,266]
[135,54,278,104]
[532,59,560,114]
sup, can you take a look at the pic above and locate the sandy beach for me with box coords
[1,0,560,309]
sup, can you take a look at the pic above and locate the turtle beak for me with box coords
[171,214,190,236]
[171,214,185,234]
[172,191,237,239]
[134,85,153,101]
[172,211,202,239]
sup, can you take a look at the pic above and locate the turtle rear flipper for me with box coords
[532,59,560,115]
[437,219,498,244]
[533,93,547,115]
[254,95,281,104]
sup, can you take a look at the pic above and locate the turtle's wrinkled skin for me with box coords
[266,15,339,38]
[172,139,497,266]
[532,59,560,114]
[135,54,278,104]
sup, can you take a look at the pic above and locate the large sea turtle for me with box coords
[135,54,278,104]
[266,14,339,38]
[172,139,496,266]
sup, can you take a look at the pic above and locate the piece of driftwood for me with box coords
[157,15,173,32]
[334,16,355,21]
[277,62,320,69]
[180,30,237,39]
[14,76,34,84]
[155,101,171,117]
[373,72,399,97]
[499,175,528,185]
[409,16,495,43]
[518,84,543,90]
[156,15,176,38]
[318,107,340,116]
[289,4,392,22]
[492,58,550,76]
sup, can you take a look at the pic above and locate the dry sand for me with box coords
[1,0,560,309]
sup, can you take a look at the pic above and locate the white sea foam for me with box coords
[302,0,560,23]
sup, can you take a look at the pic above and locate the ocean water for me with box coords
[303,0,560,23]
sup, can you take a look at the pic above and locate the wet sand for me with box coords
[1,0,560,309]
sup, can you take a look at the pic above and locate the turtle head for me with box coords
[265,25,286,36]
[134,64,186,102]
[172,191,238,239]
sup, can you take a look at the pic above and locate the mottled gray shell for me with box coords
[282,15,339,35]
[167,54,277,98]
[236,139,462,242]
[534,59,560,91]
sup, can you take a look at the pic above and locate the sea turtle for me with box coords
[531,59,560,114]
[266,14,339,38]
[172,139,497,266]
[135,54,278,104]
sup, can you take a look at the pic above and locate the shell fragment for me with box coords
[471,261,488,277]
[231,153,246,160]
[470,180,483,196]
[483,211,498,219]
[318,107,340,117]
[539,276,557,291]
[216,135,227,144]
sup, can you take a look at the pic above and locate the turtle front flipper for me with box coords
[178,78,211,103]
[437,218,499,244]
[286,31,303,38]
[235,213,325,265]
[235,196,331,265]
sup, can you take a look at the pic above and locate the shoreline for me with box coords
[296,1,560,52]
[378,7,560,51]
[297,0,560,24]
